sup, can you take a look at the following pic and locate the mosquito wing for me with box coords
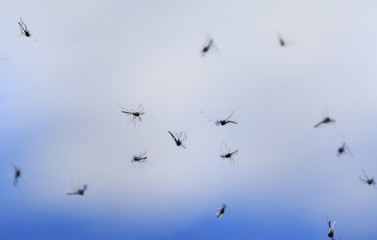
[225,111,235,121]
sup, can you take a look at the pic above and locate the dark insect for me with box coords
[67,185,88,196]
[216,204,227,219]
[337,142,353,157]
[279,37,286,47]
[13,166,21,186]
[18,18,31,37]
[118,104,145,127]
[327,218,336,240]
[220,143,238,166]
[132,150,148,166]
[359,169,376,187]
[201,38,215,56]
[168,131,187,148]
[216,111,237,126]
[314,117,335,128]
[278,34,294,47]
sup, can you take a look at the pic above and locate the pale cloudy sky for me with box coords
[1,0,377,239]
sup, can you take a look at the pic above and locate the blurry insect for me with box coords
[168,131,187,148]
[216,111,237,126]
[13,166,21,186]
[200,38,217,57]
[215,204,227,219]
[279,36,286,47]
[67,184,88,196]
[314,116,335,128]
[18,18,31,37]
[118,103,145,127]
[327,218,336,240]
[359,169,376,187]
[132,150,148,166]
[337,142,353,157]
[220,143,238,166]
[314,108,336,128]
[278,33,294,47]
[0,57,9,61]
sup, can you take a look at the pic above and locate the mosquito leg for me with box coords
[230,158,235,166]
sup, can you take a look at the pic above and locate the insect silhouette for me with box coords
[216,204,227,219]
[67,184,88,196]
[118,104,145,128]
[201,37,216,56]
[314,116,335,128]
[18,18,31,37]
[337,142,353,157]
[13,166,21,186]
[216,111,237,126]
[279,37,286,47]
[168,131,187,148]
[220,143,238,166]
[327,218,336,240]
[278,34,294,47]
[359,169,376,187]
[132,150,148,166]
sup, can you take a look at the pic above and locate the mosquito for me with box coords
[168,131,187,148]
[359,169,376,187]
[327,218,336,240]
[314,116,335,128]
[215,204,227,219]
[201,37,216,56]
[132,150,148,166]
[279,37,286,47]
[67,184,88,196]
[278,34,294,47]
[118,104,145,127]
[337,142,353,157]
[216,111,237,126]
[13,166,21,186]
[220,143,238,166]
[18,18,31,37]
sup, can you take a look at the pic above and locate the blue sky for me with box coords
[2,0,377,239]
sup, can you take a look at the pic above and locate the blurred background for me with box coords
[1,0,377,239]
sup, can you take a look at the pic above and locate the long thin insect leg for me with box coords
[168,131,178,143]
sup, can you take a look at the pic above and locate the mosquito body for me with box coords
[132,150,148,166]
[13,166,21,186]
[314,117,335,128]
[220,143,238,166]
[118,104,144,127]
[18,18,31,37]
[278,34,294,47]
[67,185,87,196]
[216,204,227,219]
[337,142,353,157]
[327,218,336,240]
[338,143,346,155]
[279,37,286,47]
[168,131,187,148]
[201,37,216,56]
[359,169,376,187]
[216,111,237,126]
